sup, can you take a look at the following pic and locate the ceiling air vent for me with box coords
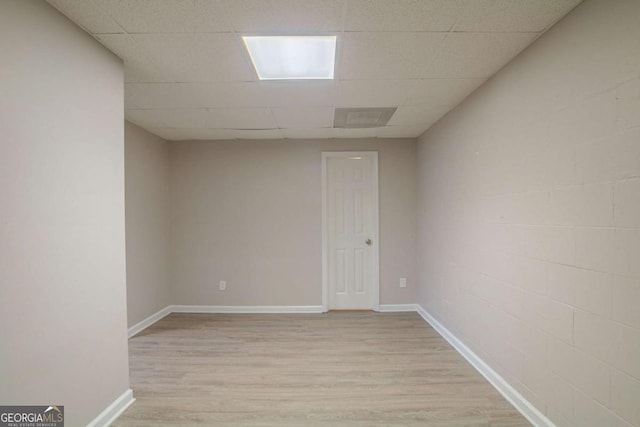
[333,107,397,129]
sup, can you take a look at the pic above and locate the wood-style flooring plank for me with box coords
[114,312,530,426]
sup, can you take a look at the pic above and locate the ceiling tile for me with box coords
[169,128,238,140]
[282,128,335,139]
[454,0,582,33]
[126,83,231,108]
[236,81,338,108]
[335,80,415,107]
[387,103,449,127]
[132,33,255,82]
[144,127,185,140]
[224,0,345,32]
[126,81,338,109]
[128,107,277,130]
[150,127,241,141]
[345,0,462,32]
[121,57,168,83]
[46,0,123,34]
[339,32,446,79]
[402,78,486,106]
[216,108,278,129]
[95,34,170,82]
[426,32,538,78]
[126,108,218,129]
[232,129,284,139]
[272,107,334,128]
[125,109,159,128]
[332,128,379,138]
[375,125,426,138]
[124,88,141,109]
[99,0,230,33]
[94,33,136,58]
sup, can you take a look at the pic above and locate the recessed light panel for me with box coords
[242,36,336,80]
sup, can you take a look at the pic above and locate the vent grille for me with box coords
[333,107,397,129]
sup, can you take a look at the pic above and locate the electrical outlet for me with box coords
[219,280,226,291]
[399,278,407,288]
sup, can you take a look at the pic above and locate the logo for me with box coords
[0,405,64,427]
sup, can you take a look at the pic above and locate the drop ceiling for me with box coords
[46,0,582,141]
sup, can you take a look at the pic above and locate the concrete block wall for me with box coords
[416,1,640,425]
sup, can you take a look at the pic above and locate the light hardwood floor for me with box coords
[114,312,529,426]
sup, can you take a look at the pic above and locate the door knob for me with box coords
[366,239,372,246]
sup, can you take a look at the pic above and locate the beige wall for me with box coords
[416,0,640,426]
[125,121,171,327]
[170,139,417,306]
[0,1,130,425]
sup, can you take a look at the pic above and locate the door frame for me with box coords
[321,151,380,313]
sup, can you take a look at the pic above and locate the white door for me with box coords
[322,152,379,311]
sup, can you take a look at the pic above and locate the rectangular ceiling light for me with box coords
[242,35,336,80]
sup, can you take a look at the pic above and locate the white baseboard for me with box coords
[128,305,324,340]
[415,305,552,427]
[170,305,324,314]
[378,304,418,312]
[125,303,547,426]
[87,388,135,427]
[128,306,172,338]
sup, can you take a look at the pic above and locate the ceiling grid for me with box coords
[46,0,582,140]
